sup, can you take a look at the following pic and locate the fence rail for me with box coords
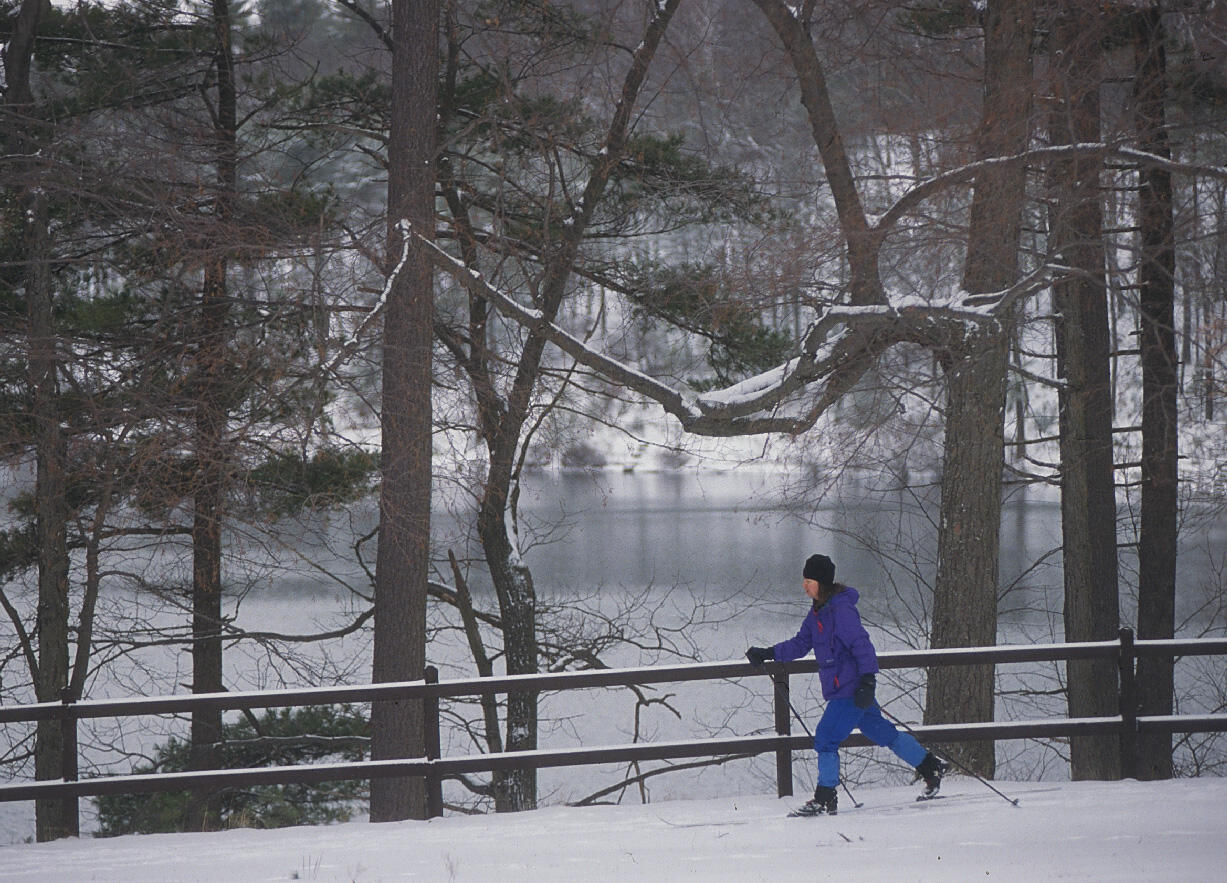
[1,629,1225,820]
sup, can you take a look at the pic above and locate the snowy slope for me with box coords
[1,778,1224,881]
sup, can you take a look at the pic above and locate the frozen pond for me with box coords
[2,468,1224,842]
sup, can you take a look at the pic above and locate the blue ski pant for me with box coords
[814,698,927,788]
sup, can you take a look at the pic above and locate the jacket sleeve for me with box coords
[771,617,814,663]
[834,604,879,676]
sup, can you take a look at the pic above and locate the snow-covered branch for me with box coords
[319,218,410,380]
[414,231,699,421]
[418,229,1057,439]
[1009,360,1063,391]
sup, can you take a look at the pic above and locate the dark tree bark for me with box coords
[187,0,241,830]
[1132,3,1178,781]
[27,189,77,841]
[475,478,539,812]
[1047,7,1121,781]
[924,0,1034,778]
[3,0,77,842]
[370,0,437,823]
[927,333,1010,778]
[963,0,1033,296]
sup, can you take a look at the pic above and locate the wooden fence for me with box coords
[1,628,1225,825]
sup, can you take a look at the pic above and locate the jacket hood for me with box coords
[814,585,859,611]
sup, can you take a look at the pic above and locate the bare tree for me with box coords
[259,0,726,814]
[441,0,685,812]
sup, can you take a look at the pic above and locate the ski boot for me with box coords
[915,752,946,800]
[793,784,838,816]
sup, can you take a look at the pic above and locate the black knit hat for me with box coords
[803,554,835,585]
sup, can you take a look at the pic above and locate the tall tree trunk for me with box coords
[187,0,239,829]
[477,478,538,812]
[1133,3,1178,781]
[28,189,77,841]
[4,0,77,842]
[924,0,1034,778]
[963,0,1033,295]
[370,0,437,823]
[1047,7,1121,781]
[927,333,1008,779]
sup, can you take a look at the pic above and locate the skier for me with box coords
[746,553,945,816]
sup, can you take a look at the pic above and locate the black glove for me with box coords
[746,646,774,668]
[853,673,876,709]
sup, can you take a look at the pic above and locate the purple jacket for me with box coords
[771,587,879,701]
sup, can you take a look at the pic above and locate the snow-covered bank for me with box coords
[1,778,1223,881]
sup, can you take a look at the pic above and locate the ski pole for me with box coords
[754,660,862,808]
[875,705,1020,807]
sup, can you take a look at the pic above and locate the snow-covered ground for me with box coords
[1,777,1223,881]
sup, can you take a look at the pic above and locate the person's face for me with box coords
[803,578,821,601]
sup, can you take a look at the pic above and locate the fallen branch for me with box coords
[569,752,759,807]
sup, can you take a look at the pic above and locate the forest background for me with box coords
[2,0,1226,844]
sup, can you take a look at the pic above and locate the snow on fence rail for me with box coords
[1,628,1225,821]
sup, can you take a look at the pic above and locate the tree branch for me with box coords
[333,0,393,52]
[569,752,759,807]
[0,585,37,682]
[418,228,1055,438]
[874,143,1227,238]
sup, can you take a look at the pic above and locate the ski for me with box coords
[788,787,840,817]
[788,784,1052,816]
[787,793,941,816]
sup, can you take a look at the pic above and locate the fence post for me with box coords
[1118,627,1139,779]
[771,670,792,798]
[423,666,443,818]
[58,686,80,837]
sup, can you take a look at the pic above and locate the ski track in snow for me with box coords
[1,778,1225,881]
